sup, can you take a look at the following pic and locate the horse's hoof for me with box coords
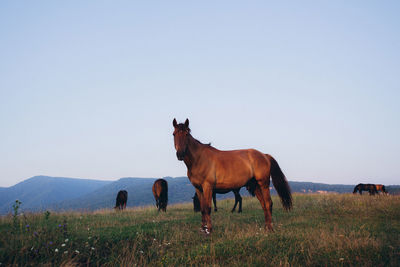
[265,225,274,232]
[199,226,211,235]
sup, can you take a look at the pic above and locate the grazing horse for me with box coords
[193,188,243,213]
[152,179,168,212]
[353,183,378,195]
[173,118,292,233]
[114,190,128,210]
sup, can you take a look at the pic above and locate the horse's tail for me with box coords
[267,154,292,211]
[160,180,168,207]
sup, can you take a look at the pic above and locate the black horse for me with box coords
[114,190,128,210]
[353,184,378,195]
[193,188,242,213]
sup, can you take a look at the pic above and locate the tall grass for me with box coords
[0,194,399,266]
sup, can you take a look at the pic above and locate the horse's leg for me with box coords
[231,190,239,212]
[213,191,217,212]
[261,187,273,231]
[255,178,273,231]
[253,184,269,226]
[202,184,213,233]
[195,188,206,230]
[238,192,242,213]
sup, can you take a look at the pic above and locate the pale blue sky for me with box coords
[1,1,399,187]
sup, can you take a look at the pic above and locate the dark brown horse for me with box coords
[193,188,243,213]
[114,190,128,210]
[353,183,378,195]
[353,183,387,195]
[173,118,292,233]
[152,179,168,212]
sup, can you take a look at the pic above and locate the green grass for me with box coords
[1,194,399,266]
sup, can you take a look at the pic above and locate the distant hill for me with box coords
[0,176,111,215]
[1,176,399,215]
[51,177,197,212]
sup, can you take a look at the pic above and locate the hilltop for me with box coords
[1,176,399,215]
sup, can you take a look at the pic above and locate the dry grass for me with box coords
[1,194,399,266]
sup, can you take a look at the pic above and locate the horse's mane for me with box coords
[178,123,214,149]
[189,134,214,149]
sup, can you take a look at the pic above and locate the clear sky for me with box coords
[1,1,399,187]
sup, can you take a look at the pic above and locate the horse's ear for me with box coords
[173,118,177,128]
[184,118,189,128]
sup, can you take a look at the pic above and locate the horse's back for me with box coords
[209,148,269,189]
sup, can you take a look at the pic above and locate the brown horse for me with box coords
[193,188,243,213]
[173,118,292,233]
[353,183,378,195]
[114,190,128,210]
[152,179,168,212]
[353,183,387,195]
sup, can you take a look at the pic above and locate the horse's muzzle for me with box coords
[176,151,185,161]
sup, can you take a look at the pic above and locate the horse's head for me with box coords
[172,118,190,160]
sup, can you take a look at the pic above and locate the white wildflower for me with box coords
[55,248,59,252]
[91,247,95,250]
[139,250,144,254]
[64,251,68,254]
[65,238,69,242]
[61,244,66,247]
[75,250,80,254]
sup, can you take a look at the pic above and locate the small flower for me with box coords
[61,244,66,247]
[153,238,156,241]
[49,241,53,245]
[33,231,38,236]
[65,238,69,242]
[58,224,62,227]
[55,248,59,252]
[25,224,30,228]
[64,251,68,254]
[75,250,80,254]
[91,247,95,250]
[139,250,144,254]
[88,236,92,240]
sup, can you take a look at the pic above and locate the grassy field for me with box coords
[1,194,399,266]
